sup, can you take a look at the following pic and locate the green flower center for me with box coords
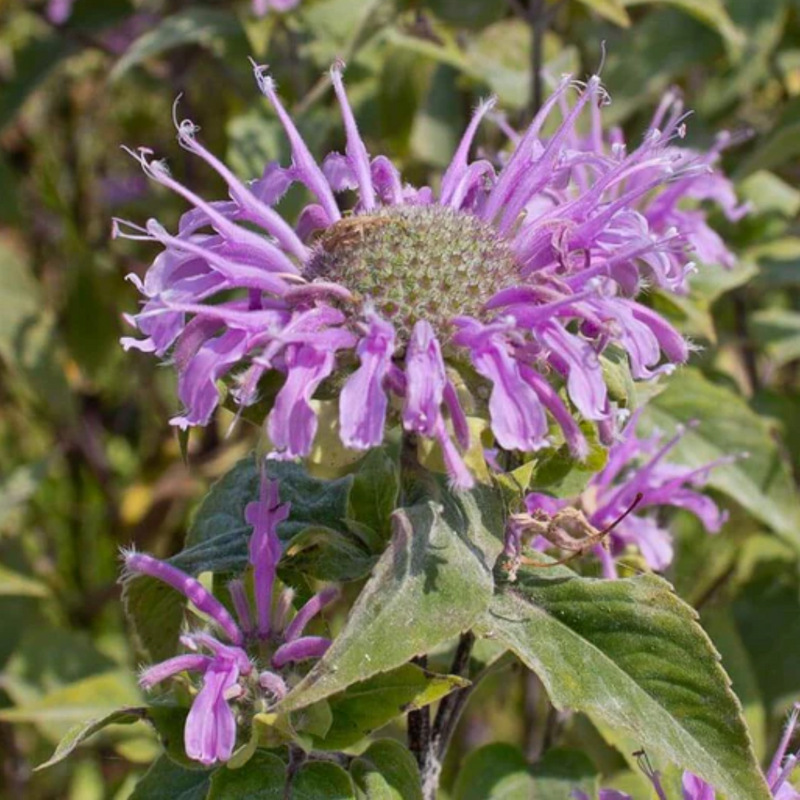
[306,205,519,342]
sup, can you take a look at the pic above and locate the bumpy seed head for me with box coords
[306,205,519,342]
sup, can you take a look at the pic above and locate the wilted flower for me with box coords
[507,411,734,577]
[116,62,741,489]
[123,475,337,765]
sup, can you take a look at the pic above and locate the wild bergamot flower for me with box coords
[124,476,337,766]
[115,62,742,489]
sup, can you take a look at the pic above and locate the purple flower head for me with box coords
[509,411,735,577]
[117,64,742,488]
[123,474,338,766]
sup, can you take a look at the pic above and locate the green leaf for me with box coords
[208,751,286,798]
[130,755,213,800]
[479,565,771,800]
[0,564,48,597]
[464,20,531,109]
[0,36,76,131]
[348,447,400,545]
[2,627,118,711]
[0,459,49,529]
[122,569,187,663]
[111,9,247,80]
[350,739,422,800]
[452,743,534,800]
[749,238,800,288]
[0,670,142,735]
[737,98,800,177]
[127,457,356,660]
[751,309,800,369]
[283,526,377,583]
[187,457,354,549]
[688,261,759,305]
[292,761,356,799]
[527,431,608,500]
[309,664,469,751]
[0,241,74,421]
[531,748,599,799]
[36,708,147,770]
[599,11,720,125]
[278,479,504,712]
[622,0,743,55]
[576,0,631,27]
[701,606,767,760]
[300,0,394,68]
[733,536,800,715]
[411,65,464,167]
[422,0,507,29]
[737,171,800,220]
[642,368,800,546]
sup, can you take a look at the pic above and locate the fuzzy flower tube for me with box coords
[116,62,743,489]
[122,476,337,766]
[506,411,735,577]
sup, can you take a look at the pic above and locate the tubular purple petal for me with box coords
[228,579,254,637]
[184,657,239,765]
[268,344,338,459]
[246,477,289,638]
[403,321,447,439]
[271,636,332,669]
[123,551,243,645]
[340,314,396,449]
[283,586,339,642]
[330,62,376,211]
[251,62,340,224]
[139,654,212,689]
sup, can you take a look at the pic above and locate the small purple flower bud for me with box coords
[259,670,288,700]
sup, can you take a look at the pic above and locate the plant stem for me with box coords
[408,655,432,771]
[419,632,476,800]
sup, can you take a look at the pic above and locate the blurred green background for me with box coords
[1,0,799,797]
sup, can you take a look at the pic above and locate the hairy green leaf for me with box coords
[278,479,504,712]
[130,755,213,800]
[36,707,147,770]
[531,748,599,799]
[208,751,286,798]
[350,739,422,800]
[452,742,534,800]
[479,565,770,800]
[292,761,356,799]
[309,664,469,751]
